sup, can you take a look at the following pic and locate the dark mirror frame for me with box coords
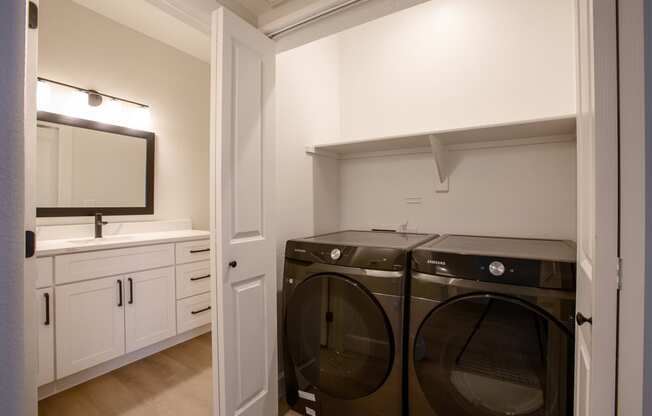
[36,111,155,217]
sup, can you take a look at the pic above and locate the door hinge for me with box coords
[26,230,35,258]
[617,257,623,290]
[28,1,38,29]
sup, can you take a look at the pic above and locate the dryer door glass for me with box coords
[285,274,394,400]
[414,295,574,416]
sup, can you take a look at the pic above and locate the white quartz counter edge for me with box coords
[37,229,210,257]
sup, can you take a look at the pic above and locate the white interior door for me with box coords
[210,6,278,416]
[574,0,619,414]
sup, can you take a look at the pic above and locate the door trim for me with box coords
[616,0,651,414]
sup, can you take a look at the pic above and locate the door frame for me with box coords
[616,0,652,414]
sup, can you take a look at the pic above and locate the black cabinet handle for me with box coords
[128,278,134,304]
[576,312,592,326]
[44,292,50,326]
[229,261,237,268]
[117,280,123,307]
[191,306,211,315]
[190,248,210,254]
[190,274,210,281]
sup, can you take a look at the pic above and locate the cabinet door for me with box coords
[36,288,54,386]
[125,267,176,353]
[56,276,125,378]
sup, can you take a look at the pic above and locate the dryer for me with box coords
[283,230,437,416]
[408,235,577,416]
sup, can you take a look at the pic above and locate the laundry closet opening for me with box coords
[276,1,586,415]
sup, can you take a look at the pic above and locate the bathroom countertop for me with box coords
[37,229,210,257]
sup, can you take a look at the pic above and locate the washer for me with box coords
[408,235,577,416]
[283,230,437,416]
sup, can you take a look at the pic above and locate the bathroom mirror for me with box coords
[36,111,155,217]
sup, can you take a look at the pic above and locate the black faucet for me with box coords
[94,213,108,238]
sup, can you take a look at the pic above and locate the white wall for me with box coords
[276,35,341,278]
[338,0,576,139]
[38,0,210,229]
[277,0,577,244]
[339,142,577,240]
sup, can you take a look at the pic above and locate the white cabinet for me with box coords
[176,261,211,299]
[36,287,54,386]
[55,244,175,285]
[175,240,211,264]
[177,292,211,334]
[56,276,125,378]
[40,237,210,384]
[125,267,176,353]
[36,257,53,288]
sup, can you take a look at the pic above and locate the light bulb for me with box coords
[37,81,51,111]
[63,90,88,119]
[105,99,123,125]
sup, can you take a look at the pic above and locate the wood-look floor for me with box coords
[39,333,299,416]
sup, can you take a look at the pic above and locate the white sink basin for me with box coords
[67,235,136,245]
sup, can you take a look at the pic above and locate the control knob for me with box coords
[489,261,505,277]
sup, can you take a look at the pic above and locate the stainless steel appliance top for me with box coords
[419,234,576,262]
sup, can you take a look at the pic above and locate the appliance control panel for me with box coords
[284,241,407,271]
[411,251,576,290]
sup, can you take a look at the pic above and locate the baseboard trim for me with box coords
[38,325,211,400]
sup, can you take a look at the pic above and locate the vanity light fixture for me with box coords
[37,77,152,131]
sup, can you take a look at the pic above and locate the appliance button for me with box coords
[489,261,506,277]
[330,248,341,260]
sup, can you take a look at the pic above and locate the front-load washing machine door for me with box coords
[285,273,394,400]
[414,294,573,416]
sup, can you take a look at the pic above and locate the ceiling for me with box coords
[71,0,330,62]
[71,0,424,60]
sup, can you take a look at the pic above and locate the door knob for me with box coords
[576,312,593,326]
[229,260,237,268]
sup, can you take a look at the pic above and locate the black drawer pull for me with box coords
[44,292,50,326]
[128,278,134,304]
[229,260,237,268]
[190,274,210,281]
[190,248,210,254]
[117,280,123,307]
[191,306,211,315]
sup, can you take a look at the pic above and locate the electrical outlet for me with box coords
[405,197,423,205]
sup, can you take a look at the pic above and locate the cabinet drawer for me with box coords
[37,257,53,288]
[55,244,175,285]
[175,239,210,264]
[177,293,211,334]
[176,261,211,300]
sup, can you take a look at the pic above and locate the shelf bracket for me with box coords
[429,135,449,193]
[305,145,339,159]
